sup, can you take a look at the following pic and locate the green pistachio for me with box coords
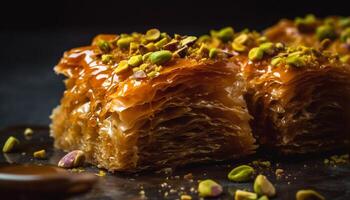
[340,55,350,63]
[97,40,110,52]
[209,48,218,58]
[33,149,46,159]
[117,37,134,49]
[218,27,234,42]
[296,190,325,200]
[324,17,336,26]
[115,60,129,74]
[234,190,258,200]
[101,54,113,64]
[234,34,249,44]
[286,54,306,67]
[198,179,223,197]
[129,42,139,53]
[139,63,149,71]
[24,128,33,136]
[147,71,159,78]
[155,38,168,49]
[197,35,211,43]
[258,195,269,200]
[2,136,20,153]
[295,14,317,32]
[271,57,283,66]
[259,42,275,55]
[316,25,337,41]
[254,175,276,197]
[339,17,350,28]
[228,165,254,182]
[180,36,197,47]
[248,47,264,61]
[145,28,161,41]
[128,55,143,67]
[232,42,247,52]
[340,28,350,42]
[149,50,172,65]
[142,52,152,62]
[145,43,157,51]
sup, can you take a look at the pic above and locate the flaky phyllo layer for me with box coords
[50,29,256,171]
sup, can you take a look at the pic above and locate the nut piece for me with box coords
[258,195,269,200]
[198,179,223,197]
[248,47,264,61]
[235,190,257,200]
[296,189,325,200]
[180,194,192,200]
[149,50,172,65]
[254,174,276,197]
[24,128,34,136]
[145,28,161,41]
[33,149,46,159]
[2,136,20,153]
[58,150,85,168]
[228,165,255,182]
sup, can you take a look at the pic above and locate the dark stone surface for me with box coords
[0,126,349,200]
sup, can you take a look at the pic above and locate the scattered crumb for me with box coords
[252,160,271,167]
[70,167,85,173]
[184,173,193,180]
[164,191,169,197]
[24,128,34,136]
[181,194,192,200]
[275,168,284,178]
[169,189,177,194]
[324,154,349,166]
[96,170,106,177]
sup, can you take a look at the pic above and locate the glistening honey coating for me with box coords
[50,29,256,172]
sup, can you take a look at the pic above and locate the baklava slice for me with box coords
[50,29,256,172]
[264,15,350,64]
[237,41,350,153]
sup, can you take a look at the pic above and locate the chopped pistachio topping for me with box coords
[295,14,317,32]
[155,37,168,48]
[117,37,134,49]
[128,55,143,67]
[235,190,258,200]
[228,165,255,182]
[316,25,337,41]
[340,55,350,63]
[24,128,34,136]
[249,47,264,61]
[180,36,197,47]
[218,27,234,42]
[115,60,129,74]
[101,54,113,64]
[340,27,350,43]
[145,28,161,41]
[209,48,218,58]
[253,175,276,197]
[2,136,20,153]
[198,179,223,197]
[296,190,325,200]
[286,54,307,67]
[97,40,110,52]
[339,17,350,28]
[258,195,269,200]
[149,50,172,65]
[33,149,46,159]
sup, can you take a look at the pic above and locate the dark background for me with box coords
[0,0,349,129]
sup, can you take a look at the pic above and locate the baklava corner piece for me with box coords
[50,30,256,172]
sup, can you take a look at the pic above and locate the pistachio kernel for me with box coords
[142,52,152,62]
[115,60,129,74]
[234,33,249,45]
[339,17,350,28]
[286,54,306,67]
[228,165,254,182]
[24,128,34,136]
[147,71,159,78]
[197,35,211,43]
[209,48,218,58]
[232,42,247,52]
[33,149,46,159]
[234,190,258,200]
[145,28,161,41]
[155,38,168,49]
[2,136,20,153]
[180,36,197,47]
[117,37,134,49]
[58,150,86,168]
[145,42,157,51]
[271,57,283,66]
[295,14,317,32]
[249,47,264,61]
[340,55,350,63]
[296,190,325,200]
[319,38,332,51]
[198,179,223,197]
[218,27,234,42]
[316,25,337,41]
[259,42,275,55]
[254,174,276,197]
[149,50,172,65]
[258,195,269,200]
[180,194,192,200]
[340,28,350,43]
[128,55,143,67]
[101,54,113,64]
[97,40,110,52]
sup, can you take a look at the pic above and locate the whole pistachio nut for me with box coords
[198,179,223,197]
[296,190,325,200]
[2,136,20,153]
[58,150,86,168]
[149,50,172,65]
[235,190,258,200]
[249,47,264,61]
[145,28,161,41]
[228,165,255,182]
[253,174,276,197]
